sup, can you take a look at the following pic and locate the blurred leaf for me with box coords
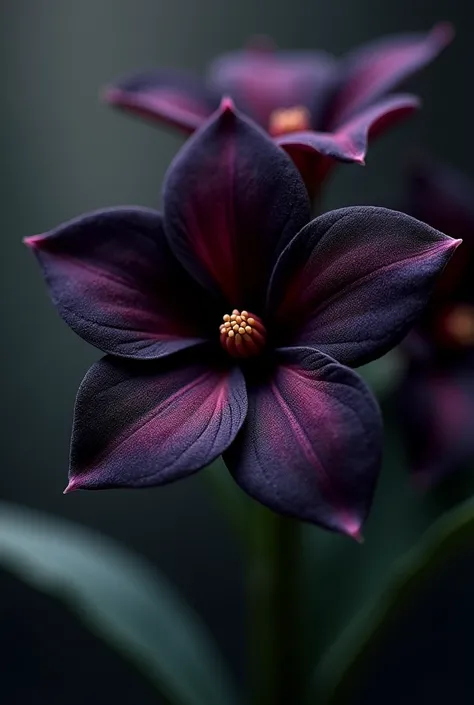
[300,427,433,677]
[306,494,474,704]
[0,502,241,705]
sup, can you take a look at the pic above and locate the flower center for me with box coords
[439,304,474,347]
[268,106,311,137]
[219,309,267,358]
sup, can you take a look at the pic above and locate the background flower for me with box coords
[104,24,452,194]
[398,158,474,485]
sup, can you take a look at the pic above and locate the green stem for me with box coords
[248,506,301,705]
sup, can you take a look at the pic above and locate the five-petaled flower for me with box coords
[104,24,452,195]
[398,158,474,486]
[25,103,459,537]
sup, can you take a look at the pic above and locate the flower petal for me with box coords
[328,22,453,127]
[25,207,216,359]
[68,354,247,490]
[104,70,218,133]
[268,206,461,367]
[276,94,419,192]
[163,100,311,311]
[399,360,474,486]
[224,346,382,537]
[208,48,337,128]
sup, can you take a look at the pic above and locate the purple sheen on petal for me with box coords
[224,346,382,537]
[69,354,247,490]
[208,48,338,129]
[103,70,219,133]
[276,94,418,194]
[398,360,474,486]
[327,22,453,128]
[268,206,461,368]
[163,100,310,311]
[331,93,420,161]
[26,207,216,359]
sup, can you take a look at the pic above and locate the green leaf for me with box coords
[306,494,474,704]
[0,502,241,705]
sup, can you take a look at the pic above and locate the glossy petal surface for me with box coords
[269,207,460,367]
[225,346,382,536]
[399,360,474,486]
[208,49,337,128]
[163,102,310,311]
[26,208,215,359]
[69,354,247,490]
[104,70,218,133]
[328,23,453,128]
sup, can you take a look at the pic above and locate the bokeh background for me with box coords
[1,0,473,702]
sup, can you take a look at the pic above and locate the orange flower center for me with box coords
[219,309,267,358]
[268,106,311,137]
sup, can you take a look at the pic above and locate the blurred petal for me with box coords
[328,22,453,127]
[399,360,474,486]
[104,70,218,133]
[208,48,337,128]
[26,208,216,359]
[407,156,474,242]
[69,354,247,490]
[330,93,420,162]
[268,207,460,367]
[163,100,310,311]
[276,94,418,191]
[406,158,474,303]
[224,346,382,536]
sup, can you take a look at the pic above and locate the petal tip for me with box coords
[340,516,365,542]
[219,95,236,114]
[23,234,44,249]
[432,21,455,46]
[63,478,81,494]
[101,85,120,105]
[351,530,365,544]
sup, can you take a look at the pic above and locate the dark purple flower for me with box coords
[25,104,459,536]
[398,158,474,486]
[104,24,452,194]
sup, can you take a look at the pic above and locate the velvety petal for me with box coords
[104,70,219,133]
[224,346,382,536]
[68,354,247,490]
[163,100,311,311]
[399,360,474,486]
[327,22,453,128]
[25,208,216,359]
[276,94,419,191]
[268,207,461,367]
[208,47,337,128]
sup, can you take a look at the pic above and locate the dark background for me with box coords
[1,0,473,702]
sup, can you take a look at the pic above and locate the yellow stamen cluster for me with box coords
[443,305,474,346]
[219,309,266,358]
[268,105,311,137]
[220,309,255,338]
